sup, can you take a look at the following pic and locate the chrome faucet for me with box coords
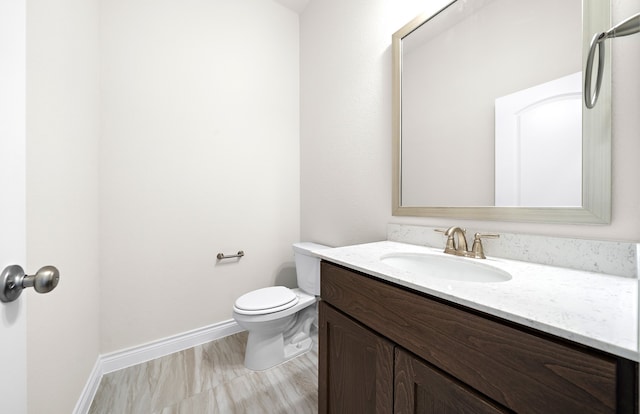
[436,227,499,259]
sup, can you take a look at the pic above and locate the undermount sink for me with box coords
[380,253,512,283]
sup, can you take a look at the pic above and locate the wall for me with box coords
[99,0,300,353]
[26,0,101,413]
[300,0,640,246]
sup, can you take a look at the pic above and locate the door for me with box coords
[0,0,27,412]
[319,301,394,414]
[494,72,582,207]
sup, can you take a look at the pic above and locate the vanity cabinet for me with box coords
[318,301,393,413]
[319,261,637,414]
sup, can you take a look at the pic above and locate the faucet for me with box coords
[437,227,499,259]
[444,226,468,255]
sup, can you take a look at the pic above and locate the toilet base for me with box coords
[244,330,286,371]
[243,304,316,371]
[244,332,314,371]
[283,335,313,361]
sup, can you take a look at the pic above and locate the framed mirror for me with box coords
[392,0,612,223]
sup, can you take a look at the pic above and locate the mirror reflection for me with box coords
[494,72,582,207]
[392,0,611,223]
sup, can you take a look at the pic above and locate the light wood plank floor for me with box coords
[88,331,318,413]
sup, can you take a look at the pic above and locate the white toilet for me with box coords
[232,242,329,371]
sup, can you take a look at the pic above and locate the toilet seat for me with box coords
[233,286,299,315]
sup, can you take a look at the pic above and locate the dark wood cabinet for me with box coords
[319,301,394,413]
[394,348,509,414]
[319,261,638,414]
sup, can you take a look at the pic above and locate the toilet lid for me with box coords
[234,286,298,315]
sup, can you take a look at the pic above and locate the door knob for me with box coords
[0,265,60,303]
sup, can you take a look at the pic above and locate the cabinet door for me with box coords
[319,301,394,414]
[395,349,510,414]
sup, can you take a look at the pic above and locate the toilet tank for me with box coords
[293,242,330,296]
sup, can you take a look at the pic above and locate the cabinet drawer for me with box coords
[321,261,624,413]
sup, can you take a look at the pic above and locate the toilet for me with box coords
[232,242,329,371]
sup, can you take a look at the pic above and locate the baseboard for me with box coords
[73,319,243,414]
[73,359,103,414]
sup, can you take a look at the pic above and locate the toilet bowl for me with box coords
[232,242,329,371]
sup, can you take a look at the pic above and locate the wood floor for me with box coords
[88,331,318,413]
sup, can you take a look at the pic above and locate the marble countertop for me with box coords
[315,241,638,361]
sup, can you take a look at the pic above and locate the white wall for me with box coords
[26,0,101,413]
[24,0,299,409]
[99,0,300,352]
[300,0,640,245]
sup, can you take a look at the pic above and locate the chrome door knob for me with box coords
[23,265,60,293]
[0,265,60,303]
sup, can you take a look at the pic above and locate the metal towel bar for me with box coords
[217,251,245,260]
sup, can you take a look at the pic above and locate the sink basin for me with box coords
[380,253,512,283]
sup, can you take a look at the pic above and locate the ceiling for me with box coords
[273,0,310,14]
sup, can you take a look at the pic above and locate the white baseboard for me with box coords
[73,319,243,414]
[73,359,103,414]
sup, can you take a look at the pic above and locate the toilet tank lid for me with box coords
[293,242,331,255]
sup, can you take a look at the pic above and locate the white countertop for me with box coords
[315,241,639,361]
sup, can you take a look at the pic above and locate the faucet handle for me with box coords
[476,232,499,239]
[434,227,467,236]
[470,232,499,259]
